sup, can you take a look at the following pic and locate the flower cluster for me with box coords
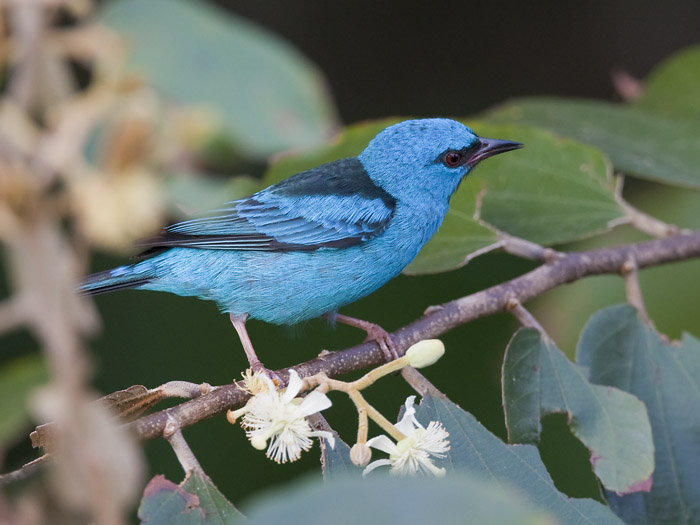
[229,340,450,474]
[231,369,334,463]
[364,396,450,477]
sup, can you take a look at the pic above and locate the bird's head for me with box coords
[359,119,522,203]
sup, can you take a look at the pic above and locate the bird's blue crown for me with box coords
[359,118,481,203]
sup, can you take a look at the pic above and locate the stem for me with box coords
[499,233,561,262]
[618,197,679,238]
[164,418,204,476]
[621,257,650,322]
[348,390,405,442]
[507,298,548,336]
[400,367,446,398]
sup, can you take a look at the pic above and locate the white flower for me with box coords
[363,396,449,477]
[237,369,334,463]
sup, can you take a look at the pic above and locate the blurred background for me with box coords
[2,0,700,513]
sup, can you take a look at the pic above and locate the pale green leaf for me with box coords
[466,122,621,245]
[485,97,700,189]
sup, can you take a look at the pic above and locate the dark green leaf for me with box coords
[320,433,362,480]
[0,355,48,446]
[502,328,653,494]
[138,472,244,524]
[636,45,700,116]
[243,473,553,525]
[577,304,700,524]
[100,0,337,158]
[415,395,623,524]
[485,97,700,189]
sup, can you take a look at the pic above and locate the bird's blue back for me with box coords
[82,119,510,324]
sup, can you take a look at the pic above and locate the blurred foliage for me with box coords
[635,44,700,116]
[0,1,699,524]
[241,473,555,525]
[100,0,338,159]
[0,356,48,446]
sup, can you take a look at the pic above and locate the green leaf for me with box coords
[404,177,500,274]
[243,473,553,525]
[577,304,700,524]
[138,472,244,524]
[164,173,261,218]
[415,395,623,524]
[100,0,337,158]
[320,433,363,480]
[502,328,654,494]
[468,123,620,245]
[0,355,48,446]
[485,97,700,189]
[409,122,622,273]
[636,45,700,116]
[262,117,402,186]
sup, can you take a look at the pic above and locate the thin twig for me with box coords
[499,233,561,262]
[0,454,50,485]
[617,196,680,238]
[164,416,204,476]
[506,298,548,336]
[123,230,700,442]
[400,367,446,398]
[621,257,650,322]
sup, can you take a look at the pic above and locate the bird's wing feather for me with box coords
[139,158,397,252]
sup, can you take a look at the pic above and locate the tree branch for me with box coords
[126,230,700,440]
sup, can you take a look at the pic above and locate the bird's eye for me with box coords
[443,151,462,168]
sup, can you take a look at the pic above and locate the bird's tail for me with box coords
[79,265,153,296]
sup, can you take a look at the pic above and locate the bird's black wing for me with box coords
[139,158,397,252]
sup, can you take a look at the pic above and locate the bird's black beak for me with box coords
[468,138,523,166]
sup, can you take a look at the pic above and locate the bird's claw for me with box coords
[363,325,400,362]
[250,360,282,387]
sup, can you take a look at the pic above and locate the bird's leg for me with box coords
[229,313,269,376]
[330,313,400,362]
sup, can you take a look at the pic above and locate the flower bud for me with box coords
[350,443,372,467]
[405,339,445,368]
[251,436,268,451]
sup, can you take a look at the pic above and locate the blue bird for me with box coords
[80,119,521,372]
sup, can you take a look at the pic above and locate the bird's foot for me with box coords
[249,360,282,387]
[331,313,400,362]
[363,324,400,363]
